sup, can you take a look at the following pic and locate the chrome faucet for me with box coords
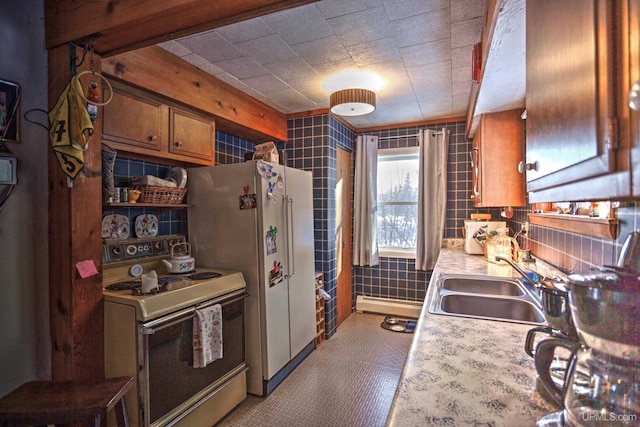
[495,254,539,288]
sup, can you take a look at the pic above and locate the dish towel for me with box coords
[48,76,94,181]
[193,304,223,368]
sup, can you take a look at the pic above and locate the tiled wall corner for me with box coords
[287,114,350,338]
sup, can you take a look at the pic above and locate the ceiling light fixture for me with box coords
[329,88,376,116]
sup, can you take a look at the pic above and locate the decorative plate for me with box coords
[166,167,188,189]
[135,214,159,238]
[102,214,130,240]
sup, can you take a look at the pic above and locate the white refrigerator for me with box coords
[187,161,317,395]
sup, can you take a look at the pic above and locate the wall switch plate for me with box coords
[0,156,17,184]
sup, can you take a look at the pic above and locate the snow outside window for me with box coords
[376,146,419,258]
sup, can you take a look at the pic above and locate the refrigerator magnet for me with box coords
[267,181,277,200]
[269,261,283,287]
[257,160,275,178]
[240,185,256,209]
[276,175,284,194]
[266,226,277,255]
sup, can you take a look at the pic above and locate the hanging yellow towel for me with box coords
[193,304,223,368]
[48,76,94,180]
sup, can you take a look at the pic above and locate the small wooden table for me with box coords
[0,376,133,427]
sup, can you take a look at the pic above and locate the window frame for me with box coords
[376,146,420,259]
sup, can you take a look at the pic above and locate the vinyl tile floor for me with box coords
[216,313,414,427]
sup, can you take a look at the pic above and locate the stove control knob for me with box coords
[112,247,121,255]
[127,245,137,256]
[154,241,163,250]
[144,244,151,251]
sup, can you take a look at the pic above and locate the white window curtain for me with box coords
[353,135,379,266]
[415,128,449,270]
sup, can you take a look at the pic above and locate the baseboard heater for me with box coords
[355,295,422,319]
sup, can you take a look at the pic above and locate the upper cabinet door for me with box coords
[472,110,526,207]
[525,0,631,202]
[169,109,215,163]
[102,86,166,151]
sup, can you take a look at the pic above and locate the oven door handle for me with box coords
[140,289,248,335]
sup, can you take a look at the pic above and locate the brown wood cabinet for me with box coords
[629,0,640,198]
[471,109,526,207]
[525,0,634,202]
[103,85,166,152]
[169,108,215,162]
[103,82,215,165]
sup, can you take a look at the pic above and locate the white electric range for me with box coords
[103,235,248,427]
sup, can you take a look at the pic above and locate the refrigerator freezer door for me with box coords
[187,162,266,394]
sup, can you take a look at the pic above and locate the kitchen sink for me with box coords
[429,273,545,325]
[439,294,544,323]
[440,275,525,296]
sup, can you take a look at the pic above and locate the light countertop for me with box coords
[385,243,557,426]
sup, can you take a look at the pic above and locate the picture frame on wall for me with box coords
[0,79,20,143]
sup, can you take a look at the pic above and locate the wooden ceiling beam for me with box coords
[45,0,318,56]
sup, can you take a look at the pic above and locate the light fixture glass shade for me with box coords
[330,88,376,116]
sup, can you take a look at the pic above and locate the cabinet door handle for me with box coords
[174,140,183,147]
[518,160,539,174]
[147,135,157,142]
[471,148,479,198]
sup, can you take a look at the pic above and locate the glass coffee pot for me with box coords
[563,348,640,426]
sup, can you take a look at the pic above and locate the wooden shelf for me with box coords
[315,273,326,348]
[528,212,619,239]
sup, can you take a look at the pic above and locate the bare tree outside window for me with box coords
[377,148,419,250]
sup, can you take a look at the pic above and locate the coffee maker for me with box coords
[536,270,640,426]
[525,278,581,407]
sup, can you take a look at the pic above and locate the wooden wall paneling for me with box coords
[44,0,318,56]
[48,45,105,381]
[102,46,287,142]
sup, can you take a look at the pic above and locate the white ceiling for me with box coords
[158,0,489,129]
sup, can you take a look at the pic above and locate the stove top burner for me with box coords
[188,271,222,280]
[104,280,170,295]
[104,271,223,296]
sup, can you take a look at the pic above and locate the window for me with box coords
[377,146,420,258]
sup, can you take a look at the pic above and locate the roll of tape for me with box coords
[129,264,143,277]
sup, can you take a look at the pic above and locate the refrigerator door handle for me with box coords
[285,196,295,278]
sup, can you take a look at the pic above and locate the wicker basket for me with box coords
[133,185,186,204]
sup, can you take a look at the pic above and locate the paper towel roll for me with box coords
[141,270,158,293]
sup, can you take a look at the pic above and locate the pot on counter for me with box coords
[538,279,577,339]
[567,271,640,360]
[162,242,195,273]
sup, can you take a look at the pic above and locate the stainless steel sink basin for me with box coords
[440,275,524,296]
[429,273,545,325]
[439,294,545,323]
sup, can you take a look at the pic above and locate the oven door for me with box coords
[139,289,247,427]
